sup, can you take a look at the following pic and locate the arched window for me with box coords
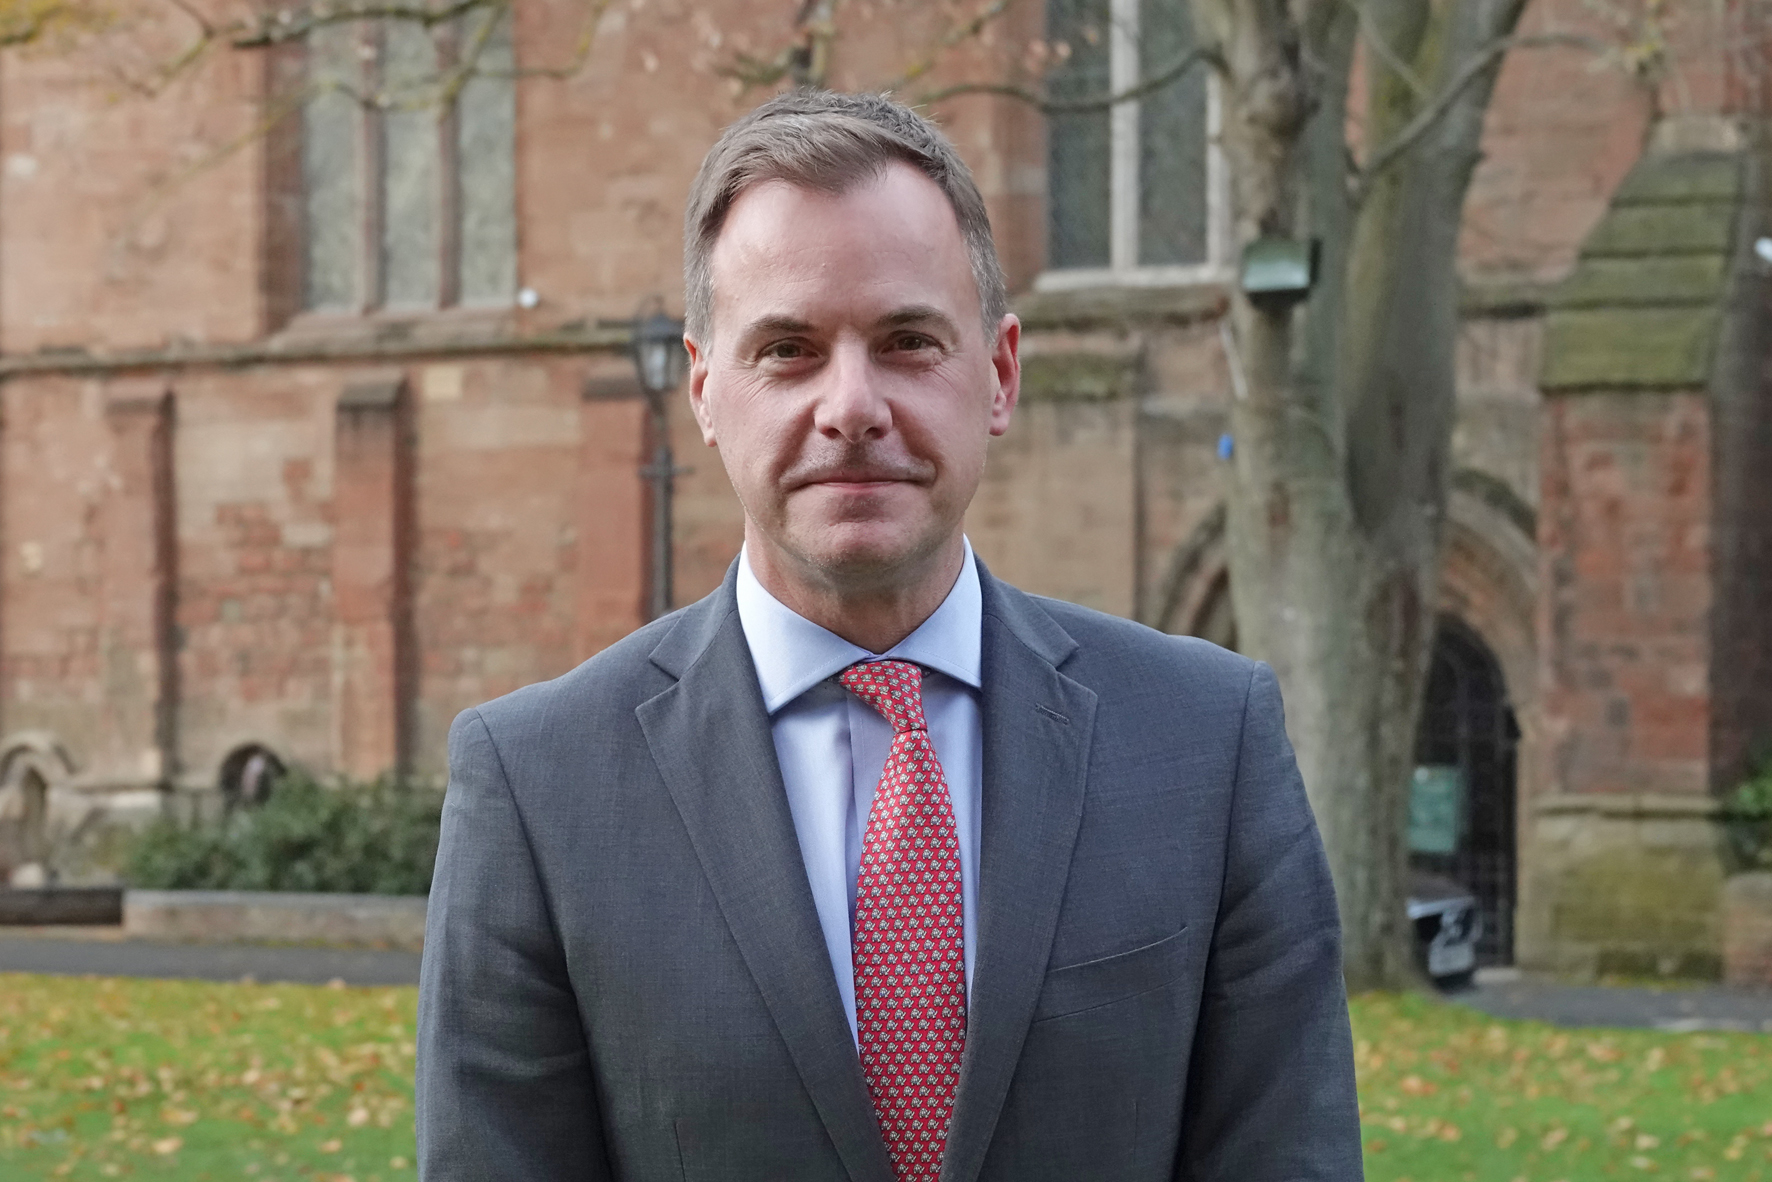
[218,744,288,812]
[0,733,75,882]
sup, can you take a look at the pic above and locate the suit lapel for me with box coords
[636,579,895,1182]
[942,573,1097,1182]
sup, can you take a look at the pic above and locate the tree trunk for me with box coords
[1191,0,1526,990]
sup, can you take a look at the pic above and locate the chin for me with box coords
[791,523,944,586]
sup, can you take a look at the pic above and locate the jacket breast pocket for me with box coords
[1032,926,1191,1023]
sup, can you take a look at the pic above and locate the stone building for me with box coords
[0,0,1767,978]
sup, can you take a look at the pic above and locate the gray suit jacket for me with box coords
[417,562,1362,1181]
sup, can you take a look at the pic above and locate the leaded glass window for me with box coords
[301,12,517,313]
[1044,0,1222,280]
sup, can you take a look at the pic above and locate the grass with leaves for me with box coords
[1,974,415,1180]
[2,976,1770,1179]
[1356,991,1772,1180]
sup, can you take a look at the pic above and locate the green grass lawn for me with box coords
[1355,992,1772,1181]
[1,975,415,1180]
[2,975,1770,1180]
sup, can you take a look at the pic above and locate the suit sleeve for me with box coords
[417,708,611,1181]
[1173,663,1365,1181]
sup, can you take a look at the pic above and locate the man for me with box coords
[418,90,1362,1181]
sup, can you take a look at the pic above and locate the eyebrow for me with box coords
[738,315,815,340]
[735,305,961,344]
[876,305,960,336]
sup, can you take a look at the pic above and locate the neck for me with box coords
[745,529,966,654]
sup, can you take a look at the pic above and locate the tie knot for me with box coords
[838,660,927,733]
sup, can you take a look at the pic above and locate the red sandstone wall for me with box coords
[409,355,645,776]
[512,0,1033,329]
[0,25,267,352]
[1538,392,1714,798]
[1462,0,1758,286]
[0,0,1751,791]
[1462,0,1654,285]
[1,355,647,787]
[0,0,1742,353]
[3,379,130,764]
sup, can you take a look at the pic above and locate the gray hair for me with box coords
[683,89,1008,343]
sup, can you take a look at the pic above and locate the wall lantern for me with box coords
[632,309,688,396]
[624,304,688,621]
[1239,237,1319,310]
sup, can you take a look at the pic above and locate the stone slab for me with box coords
[1581,202,1737,259]
[1541,306,1719,390]
[0,886,123,925]
[123,889,427,951]
[1724,873,1772,987]
[1612,153,1743,207]
[1014,283,1228,331]
[1535,793,1725,819]
[0,933,420,986]
[1018,351,1141,402]
[1554,255,1729,310]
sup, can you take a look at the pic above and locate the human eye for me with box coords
[887,332,940,354]
[761,340,807,360]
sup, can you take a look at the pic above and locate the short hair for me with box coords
[683,89,1008,343]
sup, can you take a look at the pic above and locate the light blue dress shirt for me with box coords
[735,541,983,1046]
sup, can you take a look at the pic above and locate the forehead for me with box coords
[707,163,978,332]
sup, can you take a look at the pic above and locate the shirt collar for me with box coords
[735,539,983,714]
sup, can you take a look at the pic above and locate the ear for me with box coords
[986,314,1021,437]
[684,334,719,446]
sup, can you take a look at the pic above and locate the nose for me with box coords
[811,337,892,443]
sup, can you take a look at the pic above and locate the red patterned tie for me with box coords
[839,659,967,1182]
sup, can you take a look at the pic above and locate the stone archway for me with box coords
[1149,502,1230,646]
[1156,486,1538,680]
[217,743,287,812]
[1414,617,1521,965]
[1155,487,1541,965]
[1188,568,1238,653]
[0,732,77,882]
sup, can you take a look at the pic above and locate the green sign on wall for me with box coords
[1409,765,1466,855]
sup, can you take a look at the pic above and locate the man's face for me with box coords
[686,163,1019,593]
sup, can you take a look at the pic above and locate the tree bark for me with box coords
[1190,0,1526,990]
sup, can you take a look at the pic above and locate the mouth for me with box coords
[812,478,903,490]
[796,471,919,492]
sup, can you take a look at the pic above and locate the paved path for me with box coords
[4,931,1771,1029]
[0,930,420,987]
[1453,974,1772,1032]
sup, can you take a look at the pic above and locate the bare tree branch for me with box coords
[1345,0,1424,97]
[0,0,109,48]
[1353,30,1601,201]
[162,0,214,39]
[233,0,494,47]
[109,77,311,265]
[916,43,1215,113]
[719,47,797,88]
[883,0,1012,91]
